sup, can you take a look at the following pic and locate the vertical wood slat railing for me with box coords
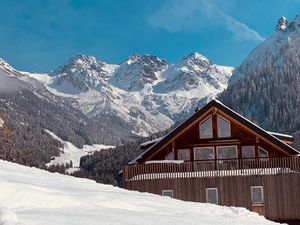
[123,157,300,187]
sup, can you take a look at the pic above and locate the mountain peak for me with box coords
[275,16,288,31]
[183,52,210,62]
[67,54,99,66]
[0,58,10,68]
[125,54,167,65]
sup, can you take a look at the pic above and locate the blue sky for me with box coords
[0,0,300,72]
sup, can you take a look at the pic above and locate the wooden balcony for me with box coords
[123,157,300,184]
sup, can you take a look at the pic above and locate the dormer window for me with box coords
[217,115,231,138]
[199,116,213,139]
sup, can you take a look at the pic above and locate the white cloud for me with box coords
[147,0,264,42]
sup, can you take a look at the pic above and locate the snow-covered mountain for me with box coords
[0,159,278,225]
[220,14,300,149]
[230,15,300,84]
[32,52,232,136]
[0,60,138,168]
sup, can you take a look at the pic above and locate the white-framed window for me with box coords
[251,186,264,204]
[206,188,218,204]
[217,115,231,138]
[259,147,268,158]
[162,190,173,198]
[242,146,256,159]
[165,151,174,160]
[177,149,190,161]
[199,116,213,139]
[194,147,215,160]
[217,145,238,159]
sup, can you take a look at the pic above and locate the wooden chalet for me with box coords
[122,99,300,222]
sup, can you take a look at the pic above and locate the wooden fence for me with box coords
[123,157,300,184]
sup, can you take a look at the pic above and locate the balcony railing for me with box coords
[123,157,300,183]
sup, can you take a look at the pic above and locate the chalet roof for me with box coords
[131,99,299,164]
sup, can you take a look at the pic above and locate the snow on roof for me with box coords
[129,167,294,181]
[267,131,293,139]
[145,160,184,164]
[140,137,164,147]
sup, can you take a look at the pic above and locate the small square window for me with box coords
[206,188,218,204]
[251,186,264,204]
[162,190,173,198]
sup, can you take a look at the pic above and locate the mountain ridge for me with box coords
[24,52,233,136]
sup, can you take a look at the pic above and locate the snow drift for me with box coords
[0,160,280,225]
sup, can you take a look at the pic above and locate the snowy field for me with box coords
[0,160,281,225]
[45,130,114,172]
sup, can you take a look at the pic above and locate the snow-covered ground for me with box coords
[0,160,280,225]
[45,130,114,172]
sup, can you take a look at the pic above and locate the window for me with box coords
[251,186,264,204]
[194,147,214,160]
[177,149,190,161]
[165,151,174,160]
[259,147,268,158]
[217,115,231,138]
[162,190,173,198]
[199,116,213,139]
[206,188,218,204]
[217,146,238,159]
[242,146,256,159]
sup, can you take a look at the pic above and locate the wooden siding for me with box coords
[143,110,291,163]
[123,157,300,221]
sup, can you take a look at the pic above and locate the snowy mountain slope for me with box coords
[28,53,233,136]
[110,54,168,91]
[45,130,115,173]
[230,15,300,84]
[50,55,118,94]
[0,160,279,225]
[0,61,139,168]
[220,14,300,149]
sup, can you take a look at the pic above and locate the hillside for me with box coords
[220,15,300,149]
[0,52,232,170]
[0,59,138,168]
[0,160,279,225]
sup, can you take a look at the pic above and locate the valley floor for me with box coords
[0,160,280,225]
